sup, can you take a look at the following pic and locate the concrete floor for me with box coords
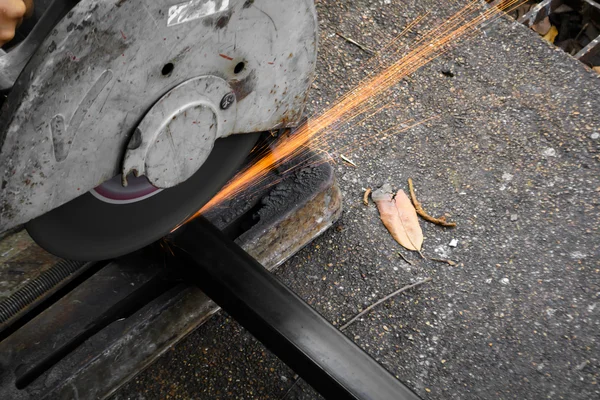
[114,0,600,399]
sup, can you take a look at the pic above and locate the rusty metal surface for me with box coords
[0,253,171,400]
[239,164,342,269]
[0,151,341,400]
[0,0,318,231]
[49,286,218,400]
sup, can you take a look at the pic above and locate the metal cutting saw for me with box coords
[0,0,318,261]
[0,3,426,398]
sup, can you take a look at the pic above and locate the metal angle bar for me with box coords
[517,0,555,25]
[574,34,600,60]
[171,217,421,400]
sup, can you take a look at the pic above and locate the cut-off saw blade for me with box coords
[26,134,259,261]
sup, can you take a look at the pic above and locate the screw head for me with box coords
[220,92,235,110]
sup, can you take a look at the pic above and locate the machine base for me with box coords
[0,150,342,400]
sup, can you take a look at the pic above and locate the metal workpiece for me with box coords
[171,218,420,400]
[0,0,318,231]
[206,151,343,269]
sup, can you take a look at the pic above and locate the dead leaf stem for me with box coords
[430,257,457,266]
[340,154,357,167]
[280,378,301,400]
[281,277,430,400]
[397,251,414,265]
[335,32,375,55]
[339,278,432,331]
[363,188,372,206]
[408,178,457,227]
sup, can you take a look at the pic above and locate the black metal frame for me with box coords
[172,217,421,400]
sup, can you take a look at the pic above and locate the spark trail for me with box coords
[187,0,522,220]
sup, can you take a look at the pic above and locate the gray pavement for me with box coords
[113,0,600,399]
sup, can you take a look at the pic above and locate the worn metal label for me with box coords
[168,0,230,27]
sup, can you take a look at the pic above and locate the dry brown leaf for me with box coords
[532,16,551,36]
[372,184,423,251]
[542,26,558,44]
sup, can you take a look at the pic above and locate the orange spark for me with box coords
[184,0,523,222]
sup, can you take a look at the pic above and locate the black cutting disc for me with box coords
[26,134,259,261]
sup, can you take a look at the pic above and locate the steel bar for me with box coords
[172,217,421,400]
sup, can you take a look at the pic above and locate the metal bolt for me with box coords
[220,92,235,110]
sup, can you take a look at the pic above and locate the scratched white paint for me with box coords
[167,0,230,27]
